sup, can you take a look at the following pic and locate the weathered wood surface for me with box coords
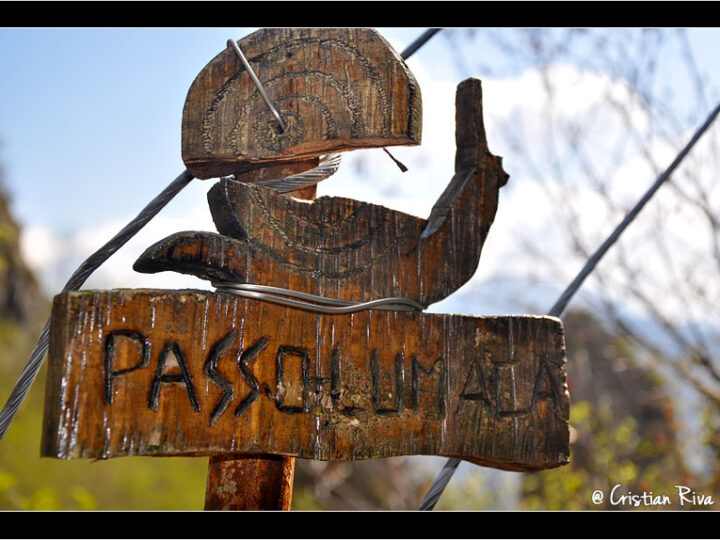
[202,154,317,511]
[138,79,508,308]
[182,28,422,179]
[43,289,569,471]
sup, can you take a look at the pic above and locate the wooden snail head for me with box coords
[182,28,422,179]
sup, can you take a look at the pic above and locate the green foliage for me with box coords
[432,468,498,510]
[0,315,209,510]
[291,485,325,510]
[0,222,17,247]
[520,400,716,510]
[0,223,17,272]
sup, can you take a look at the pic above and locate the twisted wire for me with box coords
[400,29,442,60]
[241,154,342,193]
[0,170,195,441]
[418,99,720,511]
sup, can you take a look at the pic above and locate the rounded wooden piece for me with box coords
[182,28,422,179]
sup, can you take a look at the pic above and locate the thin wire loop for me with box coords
[213,282,424,314]
[418,99,720,511]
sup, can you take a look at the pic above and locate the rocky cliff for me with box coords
[0,178,44,325]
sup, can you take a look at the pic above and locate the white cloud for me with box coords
[20,226,64,271]
[20,199,217,295]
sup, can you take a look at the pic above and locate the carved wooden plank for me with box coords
[43,289,569,472]
[134,231,250,284]
[182,28,422,179]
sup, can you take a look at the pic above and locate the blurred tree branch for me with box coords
[447,28,719,403]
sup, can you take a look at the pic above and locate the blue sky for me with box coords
[0,27,463,293]
[0,28,452,230]
[3,27,717,232]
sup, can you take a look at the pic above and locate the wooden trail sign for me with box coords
[42,28,570,510]
[44,289,568,471]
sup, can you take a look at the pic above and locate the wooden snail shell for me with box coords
[182,28,422,179]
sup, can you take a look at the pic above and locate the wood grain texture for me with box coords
[182,28,422,179]
[138,79,508,308]
[43,289,569,472]
[201,148,318,510]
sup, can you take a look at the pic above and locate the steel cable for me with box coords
[238,153,342,193]
[417,100,720,511]
[400,29,442,60]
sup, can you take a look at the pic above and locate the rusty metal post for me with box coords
[205,454,295,510]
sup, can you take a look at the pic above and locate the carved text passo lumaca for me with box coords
[102,328,561,426]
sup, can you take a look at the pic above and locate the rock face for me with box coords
[0,181,44,324]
